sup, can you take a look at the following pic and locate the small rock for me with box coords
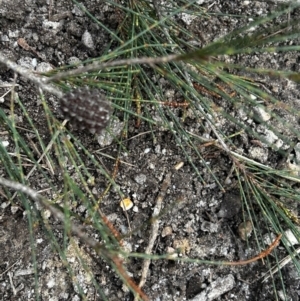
[166,247,178,259]
[67,56,82,65]
[36,62,53,73]
[263,129,278,145]
[72,4,85,16]
[179,13,198,25]
[285,161,300,177]
[190,274,235,301]
[248,146,268,163]
[0,140,9,147]
[97,116,123,147]
[14,268,34,277]
[262,232,277,246]
[82,30,94,49]
[237,107,248,120]
[1,34,9,42]
[201,221,219,233]
[43,209,51,219]
[278,290,292,301]
[207,275,235,300]
[42,20,62,33]
[144,147,151,154]
[238,220,252,240]
[161,226,173,237]
[253,106,271,122]
[11,206,19,214]
[134,173,147,185]
[284,228,300,246]
[187,276,202,298]
[17,57,35,70]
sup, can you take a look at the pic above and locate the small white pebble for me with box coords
[0,140,9,147]
[42,20,62,32]
[253,106,271,121]
[43,209,51,219]
[134,173,147,185]
[11,206,19,214]
[82,30,95,49]
[284,229,299,246]
[47,279,55,288]
[144,148,151,154]
[263,233,276,246]
[1,202,9,209]
[31,58,37,68]
[148,163,155,169]
[67,56,82,65]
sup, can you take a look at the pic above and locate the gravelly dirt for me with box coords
[1,1,300,300]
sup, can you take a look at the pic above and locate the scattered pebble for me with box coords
[144,147,151,154]
[11,206,19,214]
[284,228,300,246]
[201,221,219,233]
[263,129,278,145]
[278,290,292,301]
[166,247,178,259]
[207,275,235,300]
[14,268,34,277]
[262,232,277,246]
[285,161,300,177]
[161,226,173,237]
[253,106,271,122]
[42,209,51,219]
[248,146,268,163]
[0,140,9,147]
[97,116,123,147]
[238,220,253,241]
[67,56,82,65]
[190,274,235,301]
[0,201,9,209]
[36,62,53,73]
[82,30,95,49]
[42,20,63,33]
[17,57,35,70]
[134,173,147,185]
[72,4,85,16]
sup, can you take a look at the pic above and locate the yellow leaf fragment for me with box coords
[120,198,133,211]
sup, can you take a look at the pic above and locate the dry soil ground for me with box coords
[1,1,300,301]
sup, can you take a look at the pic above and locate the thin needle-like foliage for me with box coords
[1,0,300,300]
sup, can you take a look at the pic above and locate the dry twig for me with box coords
[134,162,184,300]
